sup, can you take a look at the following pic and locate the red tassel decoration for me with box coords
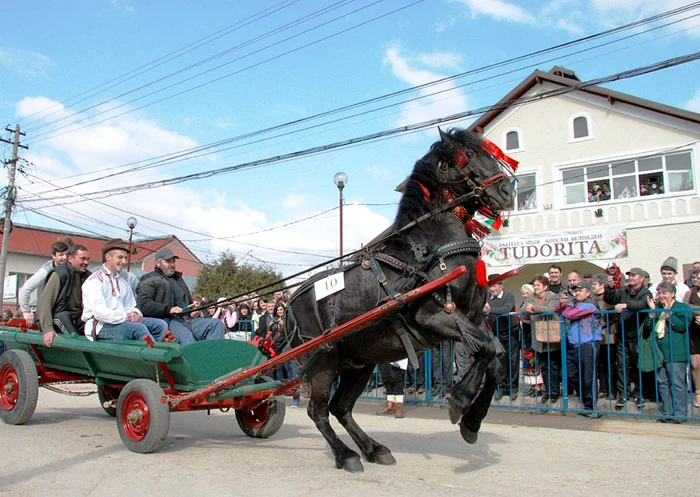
[465,219,490,239]
[477,206,495,218]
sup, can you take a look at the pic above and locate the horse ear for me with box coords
[438,127,453,145]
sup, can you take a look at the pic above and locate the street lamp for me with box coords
[333,172,348,268]
[126,216,137,271]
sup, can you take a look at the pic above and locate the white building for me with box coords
[468,66,700,293]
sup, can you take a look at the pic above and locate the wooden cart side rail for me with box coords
[0,330,184,364]
[167,265,468,408]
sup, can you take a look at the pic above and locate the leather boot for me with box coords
[376,401,395,415]
[394,402,405,419]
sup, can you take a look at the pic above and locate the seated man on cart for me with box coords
[82,239,170,342]
[137,247,225,345]
[36,244,92,347]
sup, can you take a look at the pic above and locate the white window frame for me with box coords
[514,171,538,212]
[569,113,594,143]
[558,149,695,207]
[503,128,524,152]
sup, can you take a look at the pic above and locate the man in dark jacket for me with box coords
[36,244,91,347]
[603,267,652,409]
[484,274,520,401]
[137,247,224,345]
[255,300,276,340]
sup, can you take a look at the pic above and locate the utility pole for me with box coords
[0,125,28,309]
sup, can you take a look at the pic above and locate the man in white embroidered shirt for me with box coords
[82,239,168,342]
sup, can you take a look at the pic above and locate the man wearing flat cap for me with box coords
[556,281,602,417]
[81,239,169,342]
[137,246,225,345]
[484,273,520,401]
[603,266,653,410]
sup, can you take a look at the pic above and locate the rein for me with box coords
[186,189,482,314]
[189,136,517,313]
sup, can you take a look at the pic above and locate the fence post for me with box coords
[560,316,568,411]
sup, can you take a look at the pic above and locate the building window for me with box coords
[572,116,589,139]
[515,173,537,211]
[505,130,520,151]
[561,150,694,205]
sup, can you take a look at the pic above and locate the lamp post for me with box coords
[126,217,137,271]
[333,172,347,268]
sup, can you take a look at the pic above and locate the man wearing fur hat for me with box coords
[650,257,690,303]
[81,239,169,342]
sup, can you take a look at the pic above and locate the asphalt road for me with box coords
[1,388,698,497]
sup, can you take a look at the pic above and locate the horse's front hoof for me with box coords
[445,394,461,424]
[460,423,478,444]
[337,455,364,473]
[371,450,396,466]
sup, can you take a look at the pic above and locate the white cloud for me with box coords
[434,16,457,33]
[457,0,536,24]
[281,194,310,210]
[588,0,700,36]
[0,48,53,80]
[417,51,464,71]
[16,97,197,172]
[383,46,469,127]
[12,96,391,276]
[683,88,700,113]
[109,0,135,14]
[365,166,392,181]
[553,17,585,35]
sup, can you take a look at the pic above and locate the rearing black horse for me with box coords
[285,128,516,472]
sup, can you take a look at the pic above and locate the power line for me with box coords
[31,4,700,187]
[18,0,301,128]
[25,0,420,144]
[21,50,700,207]
[23,0,358,134]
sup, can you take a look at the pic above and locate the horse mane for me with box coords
[394,128,485,229]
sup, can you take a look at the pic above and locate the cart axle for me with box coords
[3,380,15,395]
[127,409,144,424]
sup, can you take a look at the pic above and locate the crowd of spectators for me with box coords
[3,240,699,421]
[484,257,700,422]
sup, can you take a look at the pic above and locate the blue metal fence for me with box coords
[360,308,700,422]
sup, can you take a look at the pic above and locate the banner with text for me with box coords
[481,226,628,267]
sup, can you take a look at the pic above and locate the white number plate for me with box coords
[314,272,345,301]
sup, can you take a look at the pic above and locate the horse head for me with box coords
[396,127,516,235]
[435,127,515,215]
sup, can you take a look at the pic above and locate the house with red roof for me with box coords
[0,223,203,313]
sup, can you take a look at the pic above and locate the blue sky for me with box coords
[1,0,698,279]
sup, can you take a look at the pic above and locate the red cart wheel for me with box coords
[235,376,286,438]
[0,350,38,425]
[116,379,170,453]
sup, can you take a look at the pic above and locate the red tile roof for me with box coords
[0,224,202,265]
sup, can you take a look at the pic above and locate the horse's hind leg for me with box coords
[306,355,366,472]
[330,365,396,466]
[446,335,498,426]
[459,356,501,444]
